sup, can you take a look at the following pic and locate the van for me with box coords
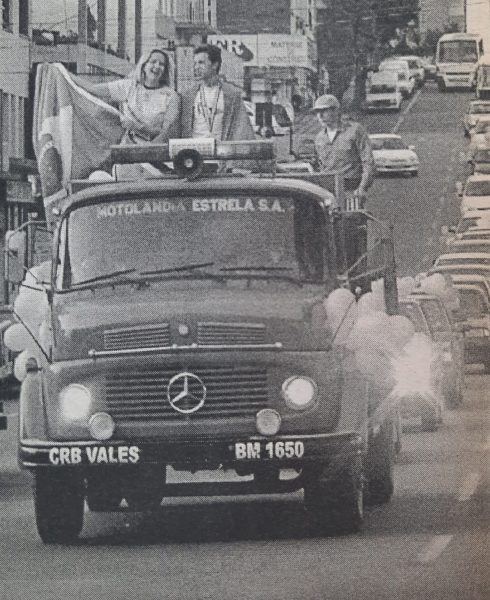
[364,72,402,111]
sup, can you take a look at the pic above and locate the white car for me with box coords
[469,118,490,148]
[446,238,490,253]
[430,253,490,279]
[458,174,490,213]
[364,71,402,111]
[379,60,415,97]
[394,55,425,87]
[455,210,490,234]
[463,100,490,136]
[369,134,419,175]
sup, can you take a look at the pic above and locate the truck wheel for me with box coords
[304,457,364,535]
[366,420,395,505]
[34,471,85,544]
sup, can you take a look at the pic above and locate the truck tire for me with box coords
[34,471,85,544]
[304,457,364,535]
[366,419,395,505]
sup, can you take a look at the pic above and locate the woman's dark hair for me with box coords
[142,49,170,86]
[194,44,222,73]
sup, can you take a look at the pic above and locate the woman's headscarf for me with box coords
[130,48,174,88]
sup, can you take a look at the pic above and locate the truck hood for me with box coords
[51,280,329,360]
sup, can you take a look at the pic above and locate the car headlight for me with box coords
[59,384,92,421]
[281,376,317,410]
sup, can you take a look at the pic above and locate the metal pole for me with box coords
[383,225,399,315]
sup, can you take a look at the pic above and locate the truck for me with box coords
[435,32,483,91]
[364,71,402,112]
[9,139,401,543]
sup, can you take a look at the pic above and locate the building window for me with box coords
[2,0,11,32]
[19,0,29,36]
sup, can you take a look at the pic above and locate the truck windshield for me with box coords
[59,194,328,289]
[439,41,478,63]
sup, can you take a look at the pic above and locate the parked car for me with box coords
[409,292,465,407]
[458,174,490,213]
[446,238,490,253]
[453,227,490,240]
[468,148,490,174]
[455,209,490,233]
[429,252,490,280]
[364,71,402,111]
[379,60,415,98]
[369,134,419,176]
[421,56,437,80]
[463,100,490,136]
[469,118,490,148]
[395,55,426,87]
[398,298,445,430]
[451,282,490,372]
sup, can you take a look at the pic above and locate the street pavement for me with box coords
[0,83,488,599]
[0,373,487,599]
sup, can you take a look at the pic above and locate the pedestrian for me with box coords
[312,94,375,200]
[72,48,181,144]
[169,44,255,142]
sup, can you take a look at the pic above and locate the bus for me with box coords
[435,32,484,91]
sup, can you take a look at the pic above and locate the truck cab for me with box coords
[14,141,400,543]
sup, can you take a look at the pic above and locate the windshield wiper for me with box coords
[141,262,215,276]
[70,268,137,288]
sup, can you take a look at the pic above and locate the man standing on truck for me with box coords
[312,94,375,201]
[179,44,255,141]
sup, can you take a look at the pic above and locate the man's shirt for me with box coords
[314,119,375,187]
[192,84,224,139]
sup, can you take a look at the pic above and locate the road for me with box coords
[0,374,488,599]
[0,84,488,599]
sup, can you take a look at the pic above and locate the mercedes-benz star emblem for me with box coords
[167,372,206,414]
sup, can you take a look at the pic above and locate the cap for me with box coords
[311,94,341,112]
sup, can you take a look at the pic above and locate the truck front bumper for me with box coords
[20,431,363,470]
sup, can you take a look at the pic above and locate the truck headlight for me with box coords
[59,384,92,421]
[281,376,317,410]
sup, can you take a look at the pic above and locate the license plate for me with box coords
[234,440,305,460]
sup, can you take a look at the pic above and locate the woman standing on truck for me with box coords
[72,48,181,143]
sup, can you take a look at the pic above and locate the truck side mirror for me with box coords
[5,230,26,284]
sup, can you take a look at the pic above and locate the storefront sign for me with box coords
[208,34,314,69]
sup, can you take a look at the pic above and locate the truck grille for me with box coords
[106,365,269,421]
[104,324,171,350]
[197,322,266,345]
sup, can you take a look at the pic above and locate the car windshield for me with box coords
[419,300,451,332]
[470,103,490,114]
[459,289,487,316]
[58,194,329,289]
[439,40,478,63]
[369,85,396,94]
[399,303,429,334]
[465,180,490,195]
[370,137,407,150]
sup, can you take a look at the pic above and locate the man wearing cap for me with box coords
[312,94,375,199]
